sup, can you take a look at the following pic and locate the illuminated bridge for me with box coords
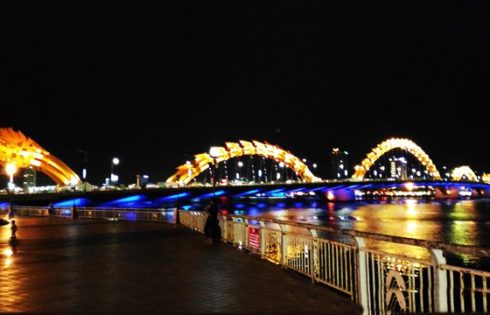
[2,180,489,209]
[0,128,80,186]
[1,130,489,206]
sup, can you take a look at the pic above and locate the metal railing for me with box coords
[178,210,490,315]
[0,206,174,223]
[3,205,489,314]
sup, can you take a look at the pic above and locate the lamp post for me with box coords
[5,163,17,190]
[237,161,244,183]
[111,157,120,186]
[209,147,221,192]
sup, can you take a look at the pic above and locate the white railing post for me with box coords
[309,228,319,284]
[222,216,228,241]
[354,237,369,315]
[280,224,287,269]
[244,219,249,249]
[259,221,266,260]
[429,248,448,313]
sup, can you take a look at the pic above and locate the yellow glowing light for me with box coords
[406,221,418,235]
[451,166,478,182]
[483,173,490,184]
[3,248,13,257]
[0,128,80,186]
[352,138,441,180]
[404,182,415,191]
[167,140,321,185]
[5,163,17,177]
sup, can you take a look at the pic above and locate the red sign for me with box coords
[248,227,260,251]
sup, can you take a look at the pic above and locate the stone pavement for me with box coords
[0,217,362,314]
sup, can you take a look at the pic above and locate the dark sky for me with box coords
[3,0,489,184]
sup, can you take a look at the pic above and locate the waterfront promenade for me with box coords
[0,217,362,314]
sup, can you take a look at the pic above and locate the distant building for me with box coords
[389,157,408,180]
[330,148,349,179]
[23,167,37,188]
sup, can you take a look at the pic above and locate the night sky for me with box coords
[3,1,489,185]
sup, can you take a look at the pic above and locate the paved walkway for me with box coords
[0,217,362,314]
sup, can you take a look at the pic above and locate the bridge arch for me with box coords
[0,128,80,186]
[166,140,321,186]
[352,138,442,180]
[451,166,478,182]
[483,173,490,184]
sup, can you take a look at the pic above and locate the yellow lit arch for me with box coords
[352,138,442,180]
[483,173,490,184]
[166,140,321,186]
[0,128,80,186]
[451,166,478,182]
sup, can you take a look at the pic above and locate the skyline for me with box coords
[0,126,487,186]
[4,0,490,184]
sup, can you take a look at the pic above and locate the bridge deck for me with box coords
[0,217,361,314]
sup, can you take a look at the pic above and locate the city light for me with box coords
[451,166,479,182]
[5,163,17,182]
[0,128,80,186]
[209,147,222,158]
[404,182,416,191]
[167,140,321,185]
[352,138,442,180]
[110,157,120,185]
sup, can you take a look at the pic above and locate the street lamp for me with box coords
[209,147,221,189]
[111,157,120,186]
[237,161,244,182]
[5,163,17,184]
[5,163,17,191]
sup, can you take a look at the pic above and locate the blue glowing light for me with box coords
[266,188,286,194]
[101,195,146,208]
[125,212,137,221]
[287,187,306,193]
[235,204,245,209]
[159,192,191,201]
[235,189,261,197]
[182,205,193,211]
[53,198,90,208]
[309,186,328,192]
[247,207,259,216]
[196,190,226,199]
[265,188,287,198]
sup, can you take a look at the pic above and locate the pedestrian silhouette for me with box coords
[203,199,221,244]
[10,219,18,240]
[8,205,14,220]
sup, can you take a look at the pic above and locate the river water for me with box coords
[193,197,490,268]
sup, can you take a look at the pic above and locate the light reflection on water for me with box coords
[221,199,490,245]
[0,228,22,312]
[216,198,490,266]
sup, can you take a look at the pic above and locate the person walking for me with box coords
[203,199,221,244]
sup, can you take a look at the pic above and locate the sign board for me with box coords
[248,227,260,251]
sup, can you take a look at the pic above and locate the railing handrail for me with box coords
[5,206,169,212]
[5,205,490,257]
[223,213,490,257]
